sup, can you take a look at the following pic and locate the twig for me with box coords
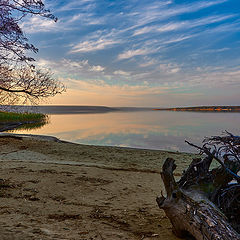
[185,140,240,181]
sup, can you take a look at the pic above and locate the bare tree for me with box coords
[0,0,65,104]
[0,65,65,104]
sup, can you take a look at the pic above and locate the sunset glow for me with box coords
[23,0,240,107]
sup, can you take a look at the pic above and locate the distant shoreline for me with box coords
[1,105,240,114]
[154,106,240,112]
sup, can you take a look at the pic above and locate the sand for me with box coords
[0,134,197,240]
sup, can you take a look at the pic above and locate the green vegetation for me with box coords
[0,111,47,123]
[0,111,49,132]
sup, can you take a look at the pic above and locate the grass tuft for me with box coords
[0,111,47,123]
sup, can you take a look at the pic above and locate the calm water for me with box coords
[13,108,240,153]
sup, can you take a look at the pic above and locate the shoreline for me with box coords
[0,132,195,153]
[0,133,197,172]
[0,134,196,239]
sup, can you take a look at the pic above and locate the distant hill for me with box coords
[154,106,240,112]
[0,105,154,114]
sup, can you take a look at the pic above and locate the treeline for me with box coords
[155,106,240,112]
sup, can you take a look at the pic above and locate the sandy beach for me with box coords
[0,134,196,240]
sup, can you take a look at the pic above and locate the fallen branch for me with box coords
[157,133,240,240]
[185,140,240,182]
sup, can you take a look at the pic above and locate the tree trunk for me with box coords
[157,158,240,240]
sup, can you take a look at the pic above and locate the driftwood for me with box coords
[157,132,240,240]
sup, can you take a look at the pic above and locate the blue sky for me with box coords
[22,0,240,107]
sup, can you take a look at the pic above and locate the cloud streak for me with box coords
[70,38,120,53]
[118,49,151,60]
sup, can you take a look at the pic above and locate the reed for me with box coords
[0,111,47,123]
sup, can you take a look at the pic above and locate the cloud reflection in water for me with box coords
[13,110,240,153]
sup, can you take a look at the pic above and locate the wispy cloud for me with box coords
[56,0,96,12]
[128,0,228,30]
[133,14,235,36]
[37,58,105,75]
[118,49,152,60]
[113,70,131,76]
[139,58,157,67]
[164,34,195,44]
[70,38,119,53]
[159,63,181,74]
[89,65,105,72]
[21,16,57,33]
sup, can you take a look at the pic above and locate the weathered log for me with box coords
[157,158,240,240]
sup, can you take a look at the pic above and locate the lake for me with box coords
[12,106,240,153]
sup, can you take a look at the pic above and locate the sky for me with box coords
[22,0,240,107]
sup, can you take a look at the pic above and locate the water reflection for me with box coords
[15,119,49,131]
[4,116,49,132]
[13,111,240,153]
